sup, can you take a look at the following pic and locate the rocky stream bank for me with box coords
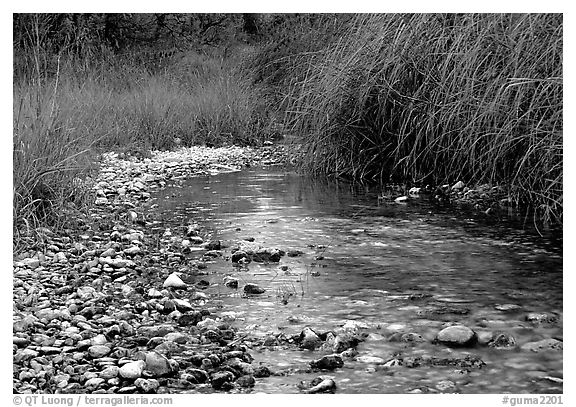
[13,145,562,394]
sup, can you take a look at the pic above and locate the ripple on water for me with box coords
[150,168,562,393]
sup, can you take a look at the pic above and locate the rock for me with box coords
[300,327,323,350]
[244,283,265,295]
[477,331,494,346]
[436,325,477,347]
[495,304,522,312]
[383,358,403,368]
[88,345,111,358]
[356,355,386,364]
[147,288,163,298]
[436,380,456,392]
[310,354,344,370]
[488,333,517,349]
[210,371,235,390]
[99,366,119,379]
[203,240,221,250]
[521,338,563,352]
[145,351,175,377]
[224,277,239,288]
[252,248,284,263]
[236,375,255,388]
[13,337,30,348]
[119,360,146,379]
[178,311,203,326]
[84,377,105,390]
[342,320,369,331]
[305,377,337,394]
[451,181,465,190]
[124,246,141,256]
[220,311,237,322]
[231,250,250,264]
[154,340,181,354]
[333,332,361,352]
[134,378,160,393]
[526,312,557,324]
[171,298,192,312]
[196,318,218,330]
[14,348,39,363]
[184,368,209,383]
[91,334,108,346]
[163,332,188,344]
[101,248,116,257]
[388,332,425,343]
[95,197,109,205]
[21,257,40,269]
[253,366,271,378]
[394,196,408,203]
[163,273,187,289]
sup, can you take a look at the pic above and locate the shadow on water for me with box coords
[149,168,562,394]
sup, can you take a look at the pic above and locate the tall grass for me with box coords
[286,14,562,224]
[14,47,271,245]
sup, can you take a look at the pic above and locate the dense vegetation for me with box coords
[13,13,563,242]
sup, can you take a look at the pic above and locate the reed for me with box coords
[13,49,270,242]
[285,14,563,224]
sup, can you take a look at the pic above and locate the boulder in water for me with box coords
[304,377,337,393]
[299,327,322,350]
[310,354,344,370]
[435,325,477,347]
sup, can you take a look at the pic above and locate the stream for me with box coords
[147,167,562,394]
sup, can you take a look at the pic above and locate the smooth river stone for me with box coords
[436,325,477,347]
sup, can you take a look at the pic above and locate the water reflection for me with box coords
[150,168,562,394]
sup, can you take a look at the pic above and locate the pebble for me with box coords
[119,360,146,379]
[88,345,111,358]
[163,273,187,289]
[135,378,160,393]
[99,366,119,379]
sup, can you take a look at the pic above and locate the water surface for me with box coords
[149,168,562,394]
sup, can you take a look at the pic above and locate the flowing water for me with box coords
[148,168,562,394]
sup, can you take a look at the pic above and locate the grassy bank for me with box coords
[13,13,563,243]
[285,14,563,225]
[13,49,272,241]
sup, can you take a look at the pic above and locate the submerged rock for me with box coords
[525,312,557,324]
[231,250,250,264]
[252,248,284,263]
[521,338,563,352]
[436,325,477,347]
[244,284,265,295]
[304,377,337,394]
[310,354,344,370]
[488,333,517,349]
